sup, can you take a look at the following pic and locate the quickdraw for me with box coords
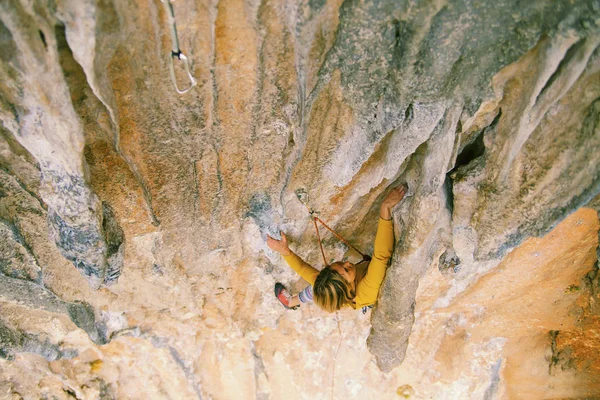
[296,189,371,266]
[161,0,197,94]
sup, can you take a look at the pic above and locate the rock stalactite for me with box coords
[0,0,599,398]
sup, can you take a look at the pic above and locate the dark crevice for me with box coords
[390,18,412,69]
[443,116,489,251]
[454,130,485,170]
[393,19,400,44]
[583,262,599,299]
[443,173,454,216]
[62,387,80,400]
[403,103,414,126]
[548,330,560,375]
[438,106,483,274]
[390,18,402,63]
[38,30,47,49]
[451,109,501,174]
[444,127,485,211]
[534,38,586,107]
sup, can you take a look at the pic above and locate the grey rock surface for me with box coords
[0,320,77,361]
[0,1,124,288]
[0,274,103,344]
[0,216,42,283]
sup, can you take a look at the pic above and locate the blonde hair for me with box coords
[313,263,355,313]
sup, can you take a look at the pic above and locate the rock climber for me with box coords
[266,185,406,313]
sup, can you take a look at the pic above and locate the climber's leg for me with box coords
[298,285,313,304]
[274,283,312,309]
[274,282,300,309]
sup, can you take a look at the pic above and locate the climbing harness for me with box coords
[161,0,197,94]
[295,189,371,267]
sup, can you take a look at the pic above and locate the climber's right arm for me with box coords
[266,232,320,286]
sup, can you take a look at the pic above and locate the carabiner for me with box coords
[161,0,197,95]
[169,51,197,94]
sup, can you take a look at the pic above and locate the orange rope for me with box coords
[313,216,367,259]
[298,197,368,265]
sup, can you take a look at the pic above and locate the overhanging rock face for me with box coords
[0,0,599,397]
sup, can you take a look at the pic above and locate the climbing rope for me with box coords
[296,190,370,266]
[161,0,197,94]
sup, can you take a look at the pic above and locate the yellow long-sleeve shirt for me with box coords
[283,217,394,309]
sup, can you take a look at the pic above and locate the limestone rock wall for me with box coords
[0,0,599,398]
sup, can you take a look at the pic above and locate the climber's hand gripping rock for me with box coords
[380,185,406,220]
[266,231,291,256]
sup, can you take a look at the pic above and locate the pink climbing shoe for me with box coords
[274,283,299,310]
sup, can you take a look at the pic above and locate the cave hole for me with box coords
[454,130,485,170]
[452,108,501,172]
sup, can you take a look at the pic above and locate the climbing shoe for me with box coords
[274,282,299,310]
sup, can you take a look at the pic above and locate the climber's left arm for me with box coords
[354,217,394,307]
[354,186,405,307]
